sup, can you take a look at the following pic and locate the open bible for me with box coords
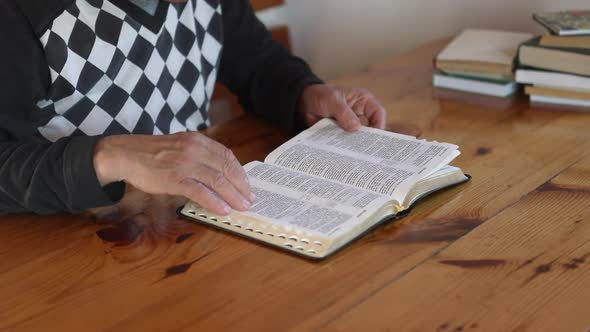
[179,119,469,259]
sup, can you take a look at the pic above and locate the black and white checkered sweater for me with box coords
[0,0,322,214]
[39,0,222,141]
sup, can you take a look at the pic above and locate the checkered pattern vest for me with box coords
[36,0,222,142]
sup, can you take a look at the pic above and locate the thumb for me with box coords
[332,99,361,132]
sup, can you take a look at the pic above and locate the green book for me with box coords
[438,70,513,84]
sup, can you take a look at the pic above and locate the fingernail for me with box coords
[249,192,256,202]
[348,120,360,130]
[242,199,251,209]
[222,205,231,215]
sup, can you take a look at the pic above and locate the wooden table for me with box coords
[2,39,590,332]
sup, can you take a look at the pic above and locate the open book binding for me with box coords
[178,119,470,259]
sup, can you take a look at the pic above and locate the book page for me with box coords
[265,119,460,203]
[239,161,391,239]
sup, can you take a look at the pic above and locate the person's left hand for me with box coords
[299,84,387,132]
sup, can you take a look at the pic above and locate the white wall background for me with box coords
[257,0,589,79]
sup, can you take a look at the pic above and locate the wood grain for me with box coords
[2,38,590,331]
[322,155,590,332]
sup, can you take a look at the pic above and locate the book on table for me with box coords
[540,34,590,49]
[433,70,517,98]
[516,38,590,108]
[529,94,590,108]
[519,69,590,108]
[178,119,469,259]
[518,37,590,76]
[433,29,532,97]
[515,67,590,91]
[533,10,590,36]
[435,29,533,77]
[524,86,590,101]
[524,81,590,109]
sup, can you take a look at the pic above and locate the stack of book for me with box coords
[433,29,533,98]
[516,10,590,108]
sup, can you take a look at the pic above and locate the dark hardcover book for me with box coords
[518,36,590,76]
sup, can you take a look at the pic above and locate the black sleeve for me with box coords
[0,0,124,215]
[218,0,324,133]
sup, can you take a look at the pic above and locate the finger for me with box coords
[332,99,361,132]
[179,179,232,215]
[364,98,387,129]
[197,138,254,202]
[350,101,370,126]
[357,114,370,127]
[191,164,252,211]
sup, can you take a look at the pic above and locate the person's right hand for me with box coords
[93,132,255,216]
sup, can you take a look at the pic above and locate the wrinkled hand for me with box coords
[299,84,387,131]
[93,132,254,215]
